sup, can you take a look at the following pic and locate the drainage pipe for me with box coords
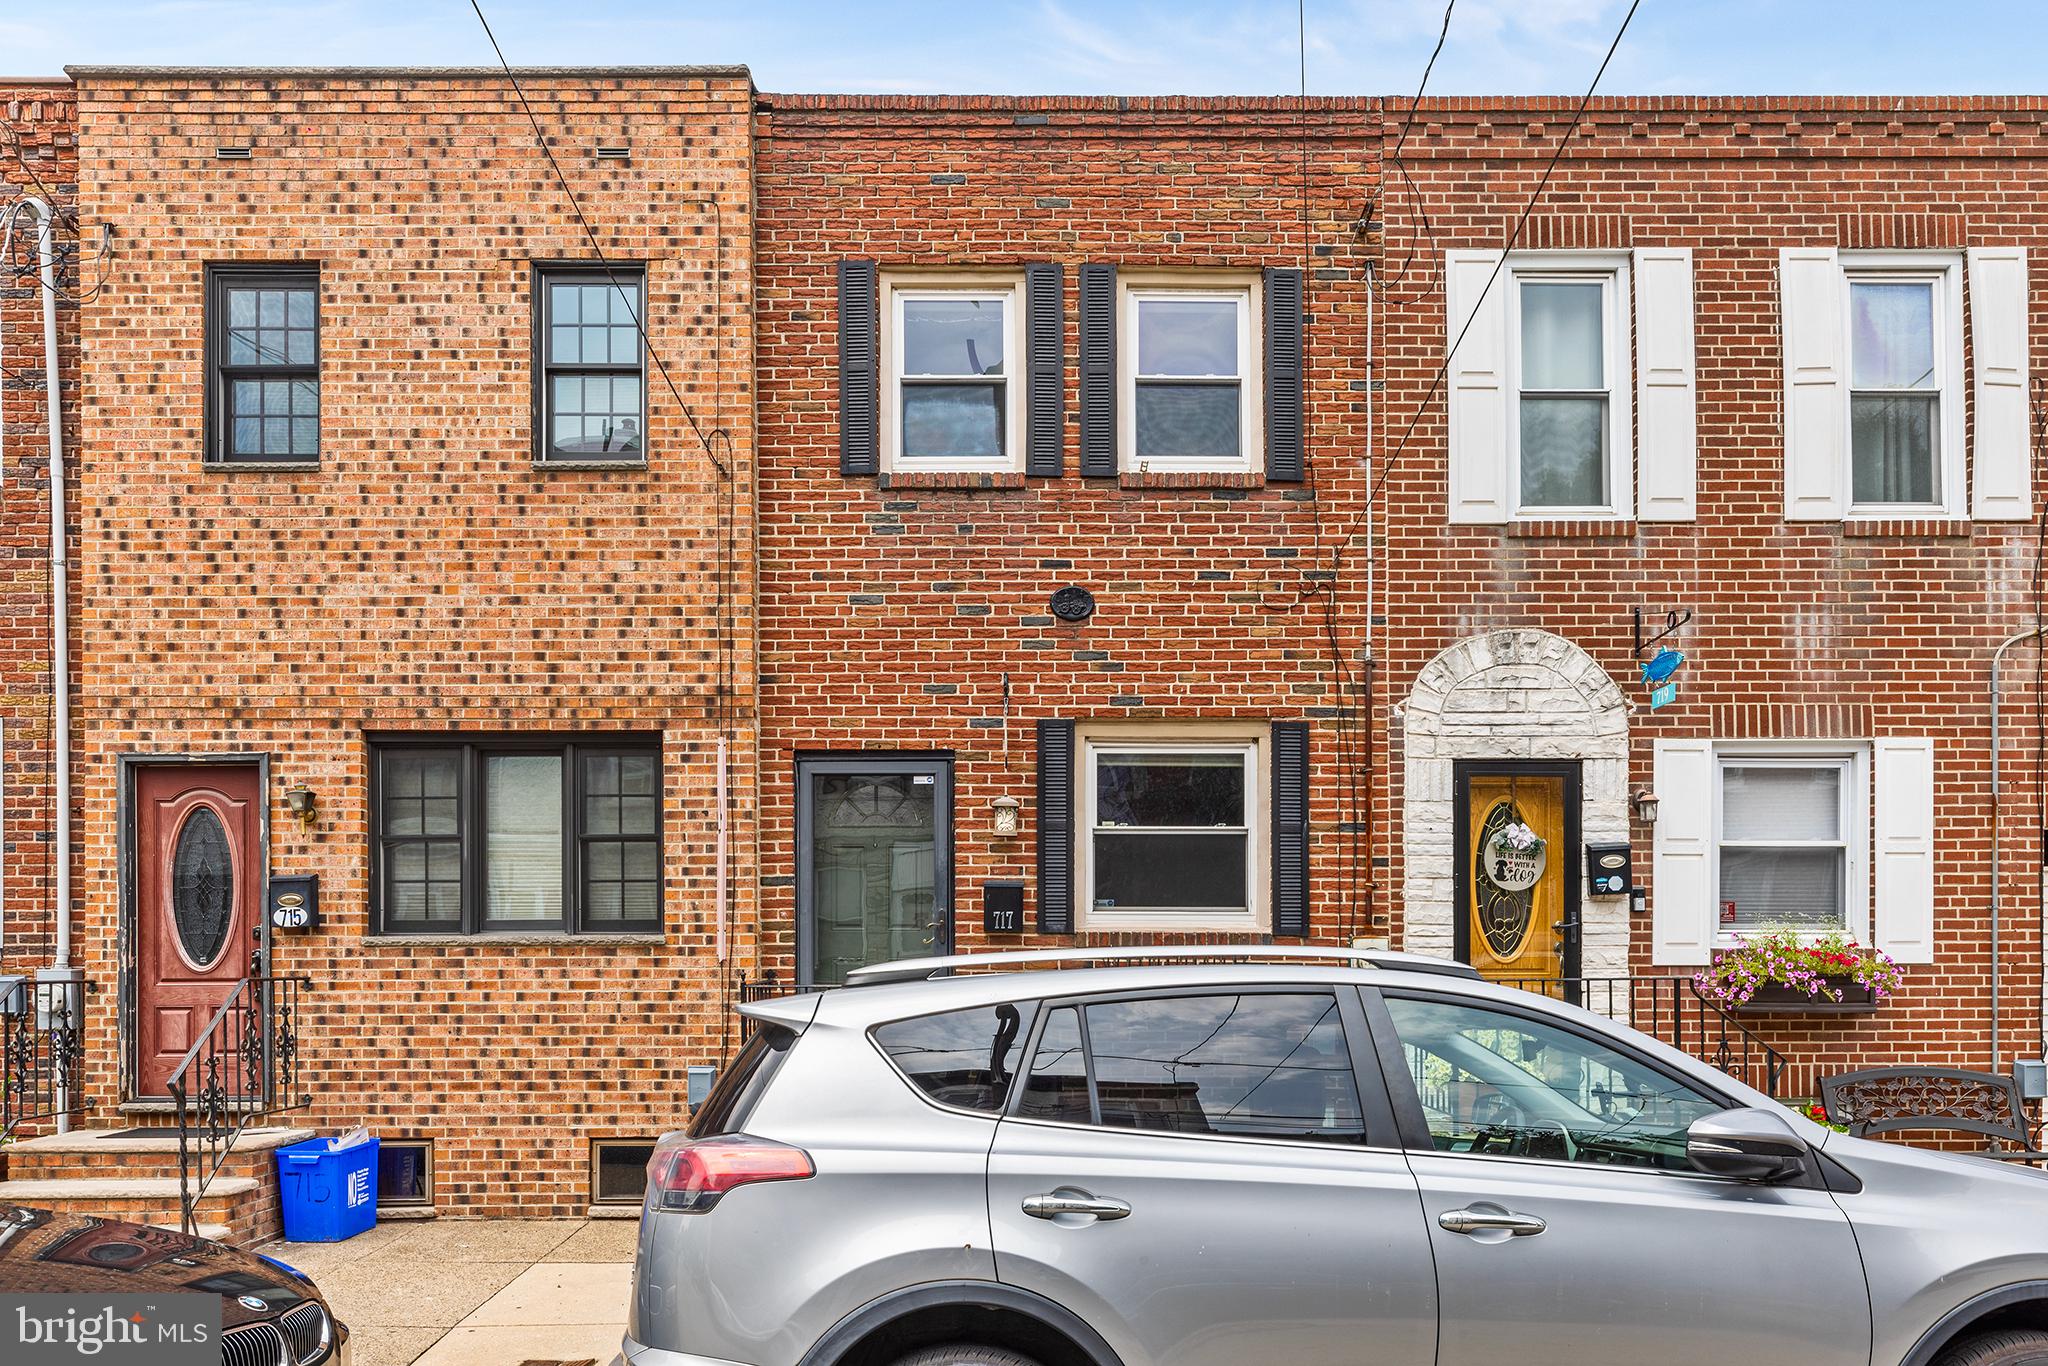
[1991,624,2047,1073]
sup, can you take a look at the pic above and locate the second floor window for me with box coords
[1848,274,1945,508]
[1515,274,1617,510]
[1122,283,1257,473]
[208,265,319,464]
[882,276,1025,472]
[538,266,646,462]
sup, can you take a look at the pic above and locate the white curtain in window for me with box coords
[1721,766,1838,841]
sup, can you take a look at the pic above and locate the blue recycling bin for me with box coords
[276,1135,379,1242]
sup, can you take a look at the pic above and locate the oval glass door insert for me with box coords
[171,805,234,969]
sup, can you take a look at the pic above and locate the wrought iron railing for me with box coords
[168,975,312,1235]
[1501,975,1787,1098]
[1,977,84,1143]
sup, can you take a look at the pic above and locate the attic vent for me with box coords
[215,145,252,160]
[595,144,630,161]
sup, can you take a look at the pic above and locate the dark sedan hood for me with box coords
[0,1204,317,1329]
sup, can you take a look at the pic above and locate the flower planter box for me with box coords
[1731,977,1880,1016]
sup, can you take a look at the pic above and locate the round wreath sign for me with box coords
[1481,821,1547,893]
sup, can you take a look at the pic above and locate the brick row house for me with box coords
[2,71,2047,1224]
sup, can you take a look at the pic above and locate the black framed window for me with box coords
[206,264,320,464]
[372,737,662,935]
[535,264,647,462]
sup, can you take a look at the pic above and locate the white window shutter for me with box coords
[1446,250,1509,524]
[1873,737,1936,965]
[1780,247,1846,521]
[1651,739,1714,966]
[1634,247,1697,521]
[1968,247,2032,522]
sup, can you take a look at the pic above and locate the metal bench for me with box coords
[1818,1067,2048,1161]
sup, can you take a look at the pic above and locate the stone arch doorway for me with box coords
[1402,629,1629,980]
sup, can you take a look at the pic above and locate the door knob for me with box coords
[1023,1190,1132,1222]
[1439,1205,1546,1237]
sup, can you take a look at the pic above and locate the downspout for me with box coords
[1990,624,2046,1073]
[16,198,76,1130]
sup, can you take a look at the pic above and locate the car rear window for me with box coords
[688,1025,795,1138]
[873,1002,1039,1113]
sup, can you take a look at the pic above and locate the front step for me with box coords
[1,1126,315,1246]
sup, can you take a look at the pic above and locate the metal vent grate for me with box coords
[594,144,630,160]
[215,146,253,160]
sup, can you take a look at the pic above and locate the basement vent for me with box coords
[591,1138,657,1206]
[214,145,253,160]
[376,1139,433,1209]
[595,144,631,161]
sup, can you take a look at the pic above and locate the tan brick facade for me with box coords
[67,69,757,1214]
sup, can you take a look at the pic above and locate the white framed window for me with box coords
[880,274,1026,473]
[1078,728,1266,932]
[1507,257,1633,517]
[1843,256,1964,514]
[1118,276,1262,473]
[1710,748,1867,947]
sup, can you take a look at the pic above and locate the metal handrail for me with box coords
[843,945,1483,988]
[1,978,84,1143]
[168,974,313,1235]
[1500,975,1787,1098]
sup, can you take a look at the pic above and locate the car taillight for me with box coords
[646,1133,814,1213]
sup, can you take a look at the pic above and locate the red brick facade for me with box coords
[8,75,2046,1212]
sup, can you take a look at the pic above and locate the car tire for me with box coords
[890,1346,1044,1366]
[1938,1330,2048,1366]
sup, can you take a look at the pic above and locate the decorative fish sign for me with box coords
[1640,647,1685,687]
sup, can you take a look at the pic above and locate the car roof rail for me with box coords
[840,945,1482,988]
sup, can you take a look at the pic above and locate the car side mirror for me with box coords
[1686,1107,1810,1183]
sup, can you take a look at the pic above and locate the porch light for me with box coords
[1631,789,1660,826]
[990,795,1022,839]
[283,782,318,826]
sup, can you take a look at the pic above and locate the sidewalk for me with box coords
[268,1217,636,1366]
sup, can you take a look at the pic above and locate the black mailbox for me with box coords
[983,881,1025,936]
[1584,843,1632,898]
[269,874,320,930]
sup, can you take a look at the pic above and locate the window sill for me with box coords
[1118,470,1265,491]
[1080,914,1267,934]
[536,459,649,473]
[1506,518,1637,539]
[879,470,1028,490]
[201,461,322,474]
[368,932,667,946]
[1840,518,1972,539]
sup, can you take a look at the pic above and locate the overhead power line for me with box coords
[1351,0,1646,531]
[467,0,730,481]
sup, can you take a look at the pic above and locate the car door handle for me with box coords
[1023,1191,1132,1221]
[1439,1206,1546,1237]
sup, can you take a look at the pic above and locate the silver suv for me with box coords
[626,948,2048,1366]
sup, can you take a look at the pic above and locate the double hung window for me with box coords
[208,265,320,464]
[538,266,647,462]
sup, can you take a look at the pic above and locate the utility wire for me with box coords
[1378,0,1455,302]
[468,0,730,481]
[1342,0,1645,542]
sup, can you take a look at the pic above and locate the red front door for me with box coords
[133,764,264,1098]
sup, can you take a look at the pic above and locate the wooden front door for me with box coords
[133,763,265,1098]
[1453,761,1581,989]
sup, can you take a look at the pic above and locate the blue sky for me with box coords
[6,2,2048,96]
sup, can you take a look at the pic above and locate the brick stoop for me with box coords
[0,1126,314,1246]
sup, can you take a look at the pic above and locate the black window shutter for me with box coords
[1264,267,1305,483]
[838,259,879,476]
[1078,264,1117,478]
[1026,263,1065,478]
[1271,720,1310,936]
[1036,719,1077,934]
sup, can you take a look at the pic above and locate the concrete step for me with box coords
[7,1126,313,1180]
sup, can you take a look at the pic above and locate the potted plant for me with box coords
[1692,930,1902,1016]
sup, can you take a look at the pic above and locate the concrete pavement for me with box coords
[267,1217,637,1366]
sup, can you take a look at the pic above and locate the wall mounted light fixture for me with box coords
[1631,789,1660,826]
[990,795,1022,839]
[283,783,318,827]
